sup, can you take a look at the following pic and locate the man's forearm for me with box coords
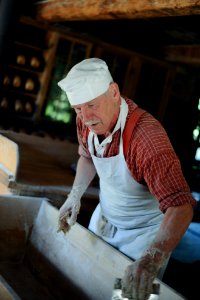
[121,204,193,300]
[58,156,96,233]
[146,203,194,261]
[72,155,96,194]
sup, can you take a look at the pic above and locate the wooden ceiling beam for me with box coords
[165,45,200,64]
[36,0,200,22]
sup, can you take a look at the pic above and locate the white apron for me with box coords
[88,98,164,260]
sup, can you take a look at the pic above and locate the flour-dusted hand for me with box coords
[58,196,81,233]
[121,248,167,300]
[58,185,85,234]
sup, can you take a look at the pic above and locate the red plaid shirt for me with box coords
[77,97,196,212]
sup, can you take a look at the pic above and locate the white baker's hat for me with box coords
[57,58,113,106]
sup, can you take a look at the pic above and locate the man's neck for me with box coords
[97,115,120,143]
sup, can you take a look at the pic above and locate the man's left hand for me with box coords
[121,250,164,300]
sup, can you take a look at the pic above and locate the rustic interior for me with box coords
[0,1,200,299]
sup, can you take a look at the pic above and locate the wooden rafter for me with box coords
[36,0,200,22]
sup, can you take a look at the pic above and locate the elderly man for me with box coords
[57,58,196,300]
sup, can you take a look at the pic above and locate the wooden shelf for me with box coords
[0,15,178,134]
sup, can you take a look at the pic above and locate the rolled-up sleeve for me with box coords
[126,112,196,212]
[144,151,196,212]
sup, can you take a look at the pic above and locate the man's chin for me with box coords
[89,127,104,135]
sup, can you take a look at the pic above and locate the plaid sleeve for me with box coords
[76,116,91,158]
[126,112,196,212]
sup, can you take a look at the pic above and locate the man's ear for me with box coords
[109,82,120,100]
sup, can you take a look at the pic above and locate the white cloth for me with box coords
[88,98,163,260]
[57,58,113,105]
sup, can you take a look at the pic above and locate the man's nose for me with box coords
[81,106,91,121]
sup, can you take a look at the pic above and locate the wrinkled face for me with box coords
[72,83,121,136]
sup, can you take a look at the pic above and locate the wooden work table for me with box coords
[0,129,99,227]
[0,129,79,186]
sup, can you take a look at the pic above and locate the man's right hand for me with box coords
[58,195,81,234]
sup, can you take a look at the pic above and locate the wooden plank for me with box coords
[36,0,200,22]
[0,275,21,300]
[165,45,200,64]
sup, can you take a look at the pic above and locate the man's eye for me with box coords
[75,108,81,113]
[88,104,95,108]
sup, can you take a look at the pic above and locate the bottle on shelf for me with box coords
[25,101,34,115]
[3,75,11,86]
[24,78,35,92]
[13,75,22,88]
[0,97,9,109]
[29,53,46,71]
[16,54,26,66]
[14,99,23,113]
[30,56,40,69]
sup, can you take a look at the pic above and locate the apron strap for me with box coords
[123,107,146,158]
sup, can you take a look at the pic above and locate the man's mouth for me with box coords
[85,120,99,127]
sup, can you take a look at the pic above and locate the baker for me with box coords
[57,58,196,300]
